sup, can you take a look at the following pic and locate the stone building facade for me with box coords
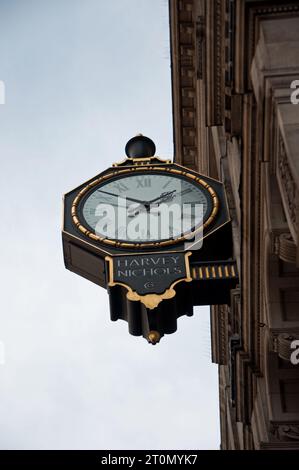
[169,0,299,449]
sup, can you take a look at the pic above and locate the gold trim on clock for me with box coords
[71,165,219,248]
[105,252,192,310]
[112,155,172,166]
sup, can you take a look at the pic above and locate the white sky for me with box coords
[0,0,220,450]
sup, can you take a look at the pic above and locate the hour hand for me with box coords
[97,189,146,205]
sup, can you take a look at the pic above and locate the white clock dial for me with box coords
[81,172,211,243]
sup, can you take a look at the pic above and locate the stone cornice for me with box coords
[169,0,198,170]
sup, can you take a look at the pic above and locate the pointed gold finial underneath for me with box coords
[147,330,161,345]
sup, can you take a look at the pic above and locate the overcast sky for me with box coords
[0,0,220,450]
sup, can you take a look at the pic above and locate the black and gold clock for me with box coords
[62,135,237,344]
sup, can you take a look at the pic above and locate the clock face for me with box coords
[77,171,216,245]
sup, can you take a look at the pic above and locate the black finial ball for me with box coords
[125,135,156,158]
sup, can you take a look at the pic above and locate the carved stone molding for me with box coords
[230,287,241,337]
[279,425,299,441]
[271,423,299,442]
[274,233,297,265]
[195,15,205,80]
[235,1,299,94]
[206,0,225,127]
[277,134,298,241]
[271,333,299,362]
[235,351,252,424]
[211,304,229,366]
[169,0,198,169]
[229,333,242,405]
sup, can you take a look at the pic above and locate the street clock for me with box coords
[76,170,217,246]
[62,135,238,344]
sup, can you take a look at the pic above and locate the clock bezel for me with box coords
[71,165,219,248]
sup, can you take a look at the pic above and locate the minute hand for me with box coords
[147,190,176,205]
[97,189,146,205]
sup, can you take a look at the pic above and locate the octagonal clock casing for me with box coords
[62,158,233,290]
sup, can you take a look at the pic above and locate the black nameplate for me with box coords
[112,252,188,295]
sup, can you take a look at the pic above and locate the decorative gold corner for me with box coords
[127,288,176,309]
